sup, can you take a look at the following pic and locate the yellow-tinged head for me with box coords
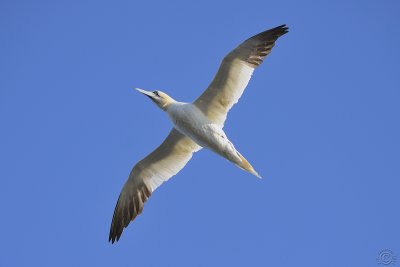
[135,88,175,110]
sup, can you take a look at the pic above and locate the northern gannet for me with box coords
[109,24,288,243]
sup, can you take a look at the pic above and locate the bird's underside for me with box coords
[109,24,288,243]
[166,102,261,177]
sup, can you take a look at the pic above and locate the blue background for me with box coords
[1,0,399,266]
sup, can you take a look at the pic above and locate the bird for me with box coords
[109,24,288,243]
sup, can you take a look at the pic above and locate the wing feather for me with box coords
[194,24,288,126]
[109,128,200,243]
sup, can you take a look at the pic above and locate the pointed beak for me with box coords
[135,88,155,99]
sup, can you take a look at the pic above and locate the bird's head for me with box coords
[135,88,175,110]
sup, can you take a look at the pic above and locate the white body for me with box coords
[109,25,288,243]
[167,102,242,165]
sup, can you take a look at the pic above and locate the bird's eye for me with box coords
[153,91,160,97]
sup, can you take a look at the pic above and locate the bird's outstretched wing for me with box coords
[194,25,288,126]
[109,128,201,243]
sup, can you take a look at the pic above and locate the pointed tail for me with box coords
[236,153,262,178]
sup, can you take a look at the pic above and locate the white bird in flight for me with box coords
[109,24,288,243]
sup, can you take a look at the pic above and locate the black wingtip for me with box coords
[109,232,115,244]
[108,234,115,244]
[272,24,289,36]
[108,182,152,244]
[108,224,122,244]
[247,24,289,43]
[109,231,121,244]
[276,24,289,30]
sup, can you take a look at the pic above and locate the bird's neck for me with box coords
[160,95,181,111]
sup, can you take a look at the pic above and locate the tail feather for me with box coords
[237,153,262,178]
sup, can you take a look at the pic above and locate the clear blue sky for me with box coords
[1,0,399,266]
